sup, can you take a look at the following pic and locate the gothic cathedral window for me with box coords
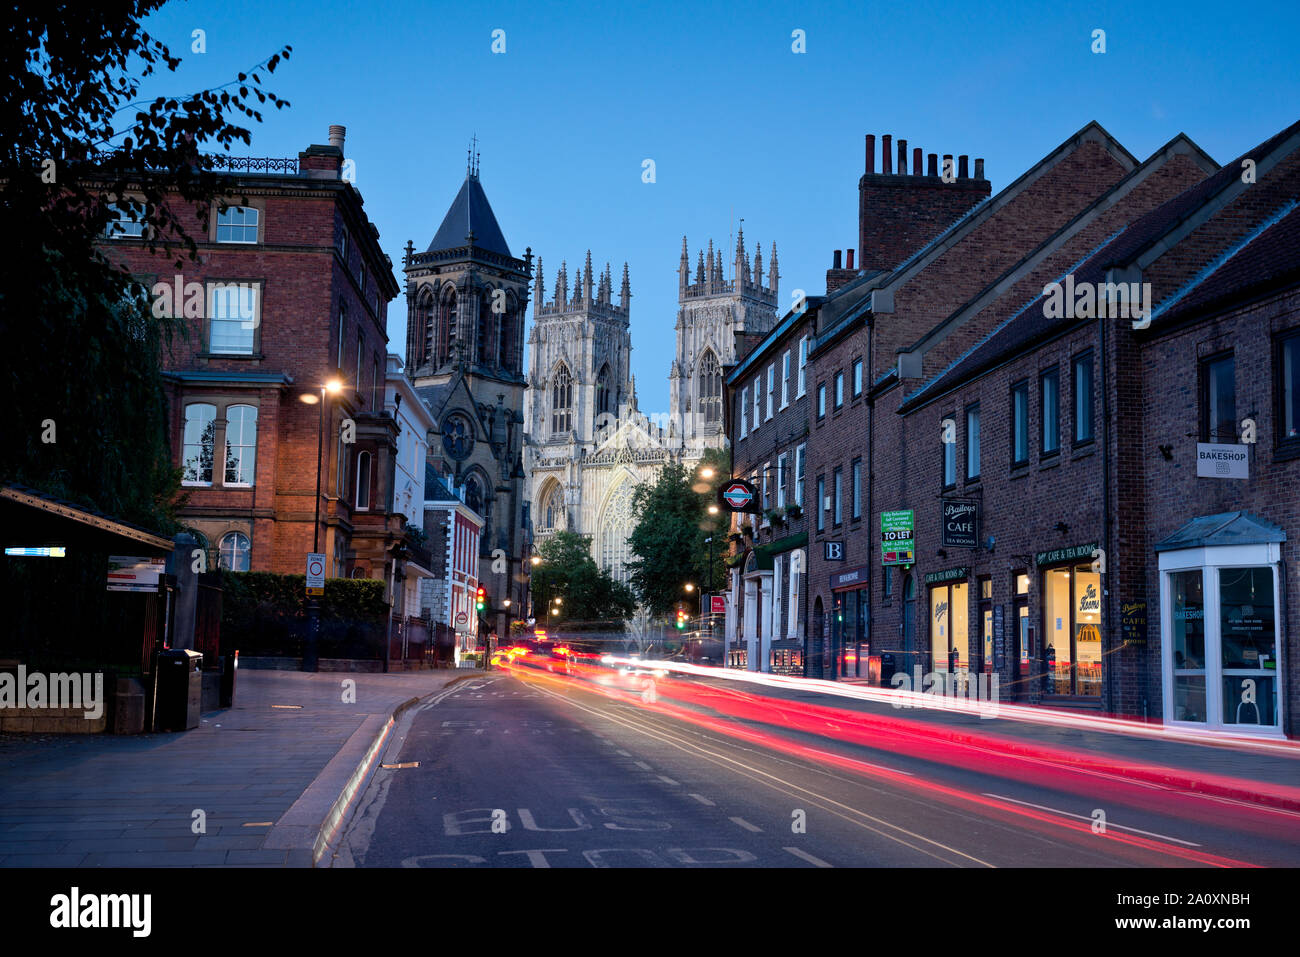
[699,350,722,423]
[551,364,573,435]
[596,363,612,417]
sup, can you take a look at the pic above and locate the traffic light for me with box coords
[675,605,687,630]
[475,586,487,612]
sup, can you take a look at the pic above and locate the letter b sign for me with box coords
[824,541,844,561]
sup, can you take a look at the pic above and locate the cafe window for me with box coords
[1200,353,1236,442]
[1159,545,1281,732]
[979,576,993,673]
[1015,571,1030,677]
[930,579,968,673]
[1042,563,1102,696]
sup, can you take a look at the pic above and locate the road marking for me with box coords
[730,816,761,833]
[658,775,680,786]
[689,793,715,806]
[784,846,833,868]
[616,749,632,756]
[381,762,419,769]
[803,747,913,776]
[982,793,1202,847]
[634,760,653,771]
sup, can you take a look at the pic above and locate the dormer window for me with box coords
[216,205,259,243]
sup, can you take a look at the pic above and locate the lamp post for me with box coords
[302,378,343,672]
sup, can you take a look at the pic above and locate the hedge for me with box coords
[220,571,388,660]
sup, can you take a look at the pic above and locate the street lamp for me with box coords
[300,376,343,672]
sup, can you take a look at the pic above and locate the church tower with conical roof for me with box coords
[403,149,533,638]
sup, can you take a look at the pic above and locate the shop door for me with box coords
[901,575,915,673]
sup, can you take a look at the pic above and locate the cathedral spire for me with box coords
[620,261,631,309]
[706,238,715,289]
[696,250,705,285]
[754,243,763,288]
[678,237,689,291]
[715,248,724,286]
[556,259,568,307]
[534,256,544,306]
[768,241,779,295]
[584,250,594,305]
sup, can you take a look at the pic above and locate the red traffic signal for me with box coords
[475,586,487,611]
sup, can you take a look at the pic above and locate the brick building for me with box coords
[724,303,816,672]
[99,124,402,585]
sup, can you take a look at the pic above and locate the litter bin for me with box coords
[220,649,238,709]
[880,652,897,686]
[156,649,203,731]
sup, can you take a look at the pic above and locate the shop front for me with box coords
[925,566,969,675]
[1035,543,1103,701]
[830,564,870,679]
[1156,512,1286,736]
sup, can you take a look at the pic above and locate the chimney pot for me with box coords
[958,155,969,179]
[975,158,985,180]
[328,124,346,150]
[846,249,855,270]
[882,134,893,174]
[913,147,922,176]
[927,153,938,177]
[865,134,876,174]
[898,139,908,175]
[833,249,843,270]
[943,154,954,179]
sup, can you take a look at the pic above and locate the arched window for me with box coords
[355,451,371,510]
[218,532,250,571]
[434,285,457,367]
[596,363,613,418]
[551,364,573,435]
[415,288,434,368]
[538,482,563,531]
[699,350,722,424]
[478,289,495,365]
[182,403,216,485]
[465,475,483,515]
[498,293,516,371]
[598,479,638,582]
[223,404,258,486]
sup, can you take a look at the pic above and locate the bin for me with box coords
[880,652,897,686]
[220,649,238,709]
[156,649,203,731]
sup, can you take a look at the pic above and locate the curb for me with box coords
[305,671,489,866]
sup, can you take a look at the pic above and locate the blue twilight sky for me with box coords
[129,0,1300,415]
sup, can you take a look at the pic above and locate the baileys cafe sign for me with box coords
[1035,542,1099,567]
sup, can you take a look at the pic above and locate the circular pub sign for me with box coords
[719,479,758,513]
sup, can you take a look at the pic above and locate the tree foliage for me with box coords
[530,531,637,630]
[626,447,731,618]
[0,1,291,531]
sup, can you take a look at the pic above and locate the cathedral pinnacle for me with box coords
[620,262,631,308]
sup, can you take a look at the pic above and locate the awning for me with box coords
[751,533,808,571]
[1154,511,1286,552]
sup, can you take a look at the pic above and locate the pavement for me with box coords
[0,666,480,867]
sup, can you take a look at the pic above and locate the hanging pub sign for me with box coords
[941,499,979,548]
[881,509,914,565]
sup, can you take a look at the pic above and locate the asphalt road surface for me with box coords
[332,666,1300,868]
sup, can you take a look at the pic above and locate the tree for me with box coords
[626,447,731,617]
[530,531,637,634]
[0,1,291,529]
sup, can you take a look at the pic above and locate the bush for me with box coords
[220,571,387,659]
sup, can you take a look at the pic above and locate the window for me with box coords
[223,405,258,486]
[942,418,957,488]
[1201,353,1236,442]
[761,462,771,512]
[931,579,969,673]
[698,353,721,423]
[337,300,347,370]
[795,443,806,506]
[218,532,251,572]
[1280,333,1300,446]
[816,476,826,532]
[833,468,842,525]
[817,384,826,418]
[551,364,573,434]
[337,227,348,261]
[777,453,788,508]
[1073,352,1094,444]
[834,372,844,409]
[966,404,981,481]
[597,363,614,418]
[355,451,372,510]
[753,377,761,429]
[207,282,258,355]
[1012,381,1029,466]
[853,359,863,397]
[797,337,808,397]
[372,357,380,411]
[105,202,145,239]
[1041,368,1059,456]
[216,205,258,243]
[766,364,775,419]
[356,332,364,384]
[182,404,216,485]
[1044,563,1103,696]
[851,458,862,520]
[359,264,367,296]
[740,386,749,437]
[781,351,791,407]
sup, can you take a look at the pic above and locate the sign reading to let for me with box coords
[881,510,914,566]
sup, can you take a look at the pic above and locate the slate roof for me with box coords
[427,173,512,258]
[1155,511,1286,551]
[898,118,1300,413]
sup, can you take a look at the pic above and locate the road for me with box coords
[332,664,1300,868]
